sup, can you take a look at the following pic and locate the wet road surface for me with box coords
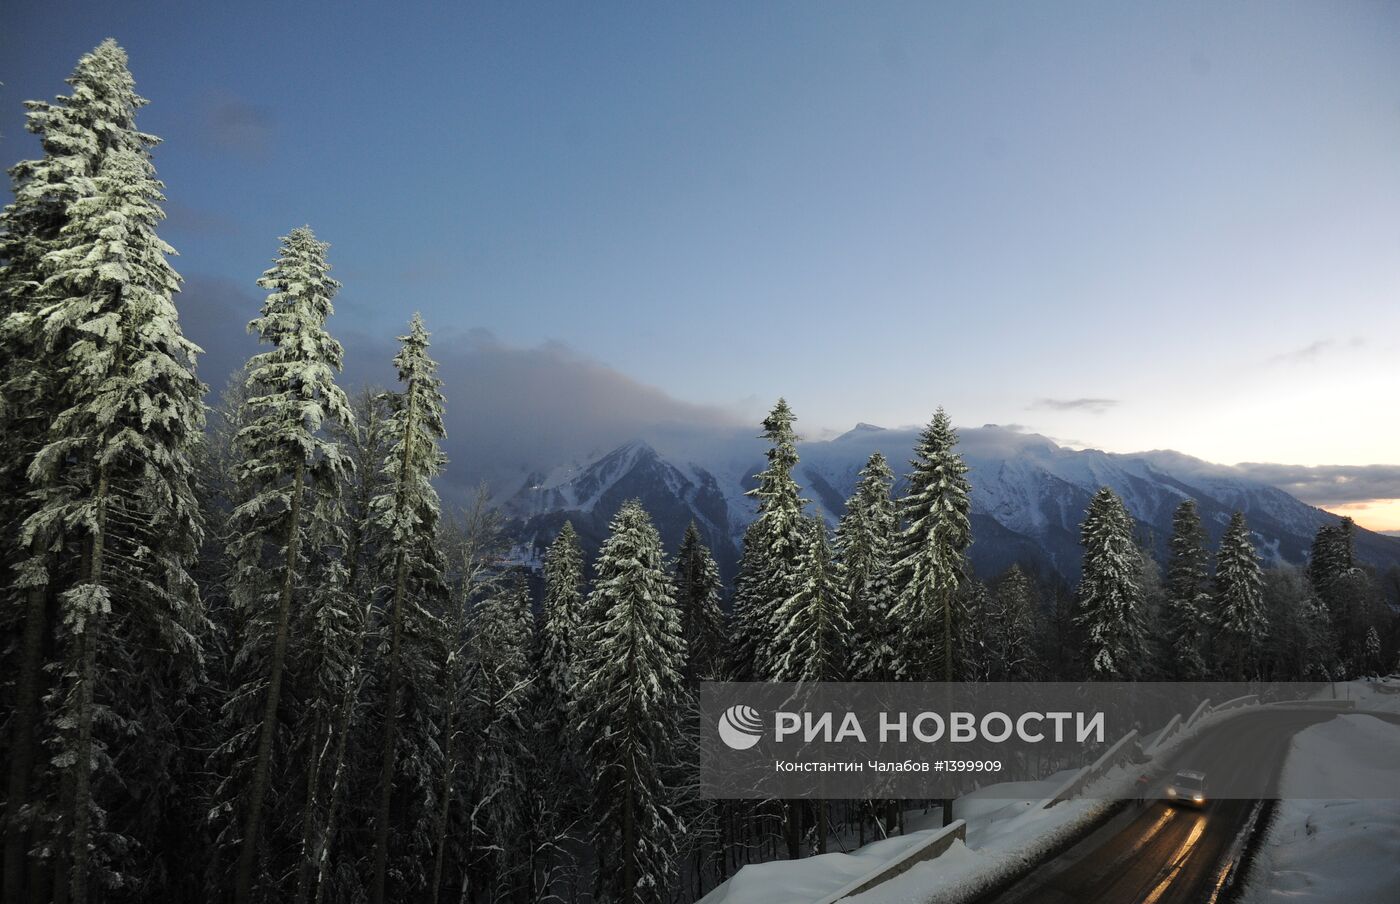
[983,709,1345,904]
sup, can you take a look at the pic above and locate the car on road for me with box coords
[1165,769,1208,808]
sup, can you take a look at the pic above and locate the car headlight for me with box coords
[1192,794,1204,803]
[1166,787,1176,796]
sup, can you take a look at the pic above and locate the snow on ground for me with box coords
[843,772,1134,904]
[695,831,935,904]
[1239,712,1400,904]
[699,770,1120,904]
[1318,675,1400,715]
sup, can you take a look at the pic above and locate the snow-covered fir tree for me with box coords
[532,519,589,895]
[0,40,209,904]
[674,522,728,683]
[960,579,998,682]
[890,409,972,682]
[772,516,850,854]
[463,580,537,900]
[293,387,394,904]
[987,565,1039,681]
[1075,487,1147,680]
[730,399,807,681]
[1261,567,1337,681]
[291,539,360,904]
[771,517,850,683]
[726,523,765,680]
[0,50,149,889]
[540,521,586,726]
[835,452,898,681]
[1308,518,1356,598]
[1214,512,1266,680]
[669,523,727,892]
[577,501,687,904]
[427,488,508,904]
[368,314,450,904]
[1362,626,1382,674]
[1163,500,1212,679]
[218,226,354,904]
[1307,517,1377,671]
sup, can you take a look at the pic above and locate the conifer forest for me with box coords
[2,37,1397,904]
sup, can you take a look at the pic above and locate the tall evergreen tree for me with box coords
[670,523,726,893]
[0,40,207,902]
[835,453,898,681]
[1307,517,1376,671]
[291,536,359,904]
[19,82,206,904]
[540,521,586,726]
[730,399,807,681]
[1163,500,1212,679]
[531,520,589,897]
[463,580,537,900]
[1075,488,1146,680]
[429,488,508,904]
[219,226,353,904]
[368,314,449,904]
[771,517,849,684]
[890,409,972,682]
[1215,512,1266,680]
[577,502,687,904]
[1363,625,1382,674]
[772,516,849,854]
[1308,518,1356,600]
[887,409,971,829]
[986,565,1039,681]
[1261,567,1336,681]
[673,523,728,684]
[727,523,765,680]
[303,387,393,904]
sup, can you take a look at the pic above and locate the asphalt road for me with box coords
[983,708,1358,904]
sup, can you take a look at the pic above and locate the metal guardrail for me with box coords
[1265,698,1355,709]
[1184,698,1212,730]
[1144,714,1182,755]
[1210,694,1257,713]
[1042,728,1141,808]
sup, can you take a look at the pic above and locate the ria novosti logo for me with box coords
[717,704,764,750]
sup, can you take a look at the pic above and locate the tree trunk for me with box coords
[428,662,460,904]
[307,594,376,904]
[623,762,635,904]
[68,468,109,904]
[370,385,419,904]
[785,800,802,859]
[367,534,407,904]
[305,513,374,904]
[292,712,328,904]
[4,580,49,904]
[942,594,954,827]
[234,459,307,904]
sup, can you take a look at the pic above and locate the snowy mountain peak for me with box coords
[503,428,1400,585]
[834,422,887,441]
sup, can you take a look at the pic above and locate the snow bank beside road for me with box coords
[1240,714,1400,904]
[700,771,1101,904]
[700,832,935,904]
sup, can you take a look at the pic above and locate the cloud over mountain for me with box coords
[1228,463,1400,506]
[178,274,745,498]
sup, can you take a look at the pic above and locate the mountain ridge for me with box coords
[501,424,1400,587]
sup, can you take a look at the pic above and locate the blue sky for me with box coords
[4,2,1400,521]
